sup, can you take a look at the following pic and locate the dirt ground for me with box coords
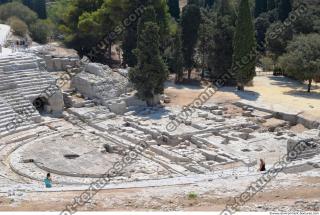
[164,75,320,120]
[1,175,319,212]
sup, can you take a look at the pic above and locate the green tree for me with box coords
[232,0,256,90]
[181,2,201,79]
[30,19,52,43]
[167,0,180,20]
[173,29,184,82]
[278,0,292,22]
[22,0,33,10]
[198,9,213,79]
[205,0,215,8]
[32,0,47,19]
[129,18,168,105]
[122,0,170,67]
[254,0,267,17]
[208,0,235,83]
[266,21,293,60]
[267,0,276,11]
[0,0,10,5]
[279,34,320,92]
[255,12,271,52]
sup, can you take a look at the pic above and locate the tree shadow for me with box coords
[164,80,203,90]
[269,76,320,90]
[219,86,260,101]
[283,90,320,100]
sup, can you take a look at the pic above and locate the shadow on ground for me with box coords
[269,76,320,91]
[219,87,260,101]
[283,90,320,100]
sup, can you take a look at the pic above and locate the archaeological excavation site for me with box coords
[0,43,319,212]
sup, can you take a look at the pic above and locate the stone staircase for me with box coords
[0,52,64,137]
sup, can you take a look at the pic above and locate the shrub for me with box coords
[7,16,28,37]
[0,2,37,26]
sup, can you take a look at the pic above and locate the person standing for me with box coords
[44,173,52,188]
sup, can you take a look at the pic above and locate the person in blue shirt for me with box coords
[44,173,52,188]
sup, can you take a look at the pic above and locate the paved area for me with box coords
[165,76,320,121]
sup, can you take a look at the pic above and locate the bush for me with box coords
[7,16,28,37]
[0,2,37,26]
[29,20,53,44]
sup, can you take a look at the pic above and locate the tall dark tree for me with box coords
[167,0,180,20]
[267,0,276,11]
[205,0,215,8]
[122,0,170,67]
[208,0,235,83]
[278,0,292,22]
[0,0,11,5]
[255,12,271,52]
[232,0,256,90]
[32,0,47,19]
[129,8,168,105]
[198,9,213,79]
[173,29,184,82]
[254,0,268,17]
[22,0,32,9]
[181,2,201,79]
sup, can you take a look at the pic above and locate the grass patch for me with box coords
[187,191,198,199]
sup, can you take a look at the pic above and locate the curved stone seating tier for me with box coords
[0,52,64,136]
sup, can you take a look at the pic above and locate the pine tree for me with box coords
[129,7,168,105]
[278,0,292,22]
[232,0,256,90]
[173,29,184,83]
[167,0,180,20]
[254,0,268,17]
[181,2,201,79]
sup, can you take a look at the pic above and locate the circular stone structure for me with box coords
[15,131,122,178]
[9,130,174,184]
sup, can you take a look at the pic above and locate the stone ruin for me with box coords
[0,46,319,190]
[0,52,64,135]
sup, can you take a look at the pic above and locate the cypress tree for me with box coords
[208,0,235,84]
[0,0,11,5]
[205,0,215,8]
[267,0,276,11]
[129,7,168,105]
[181,2,201,79]
[173,29,184,83]
[254,0,268,17]
[32,0,47,19]
[278,0,292,22]
[232,0,256,91]
[167,0,180,20]
[122,0,170,67]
